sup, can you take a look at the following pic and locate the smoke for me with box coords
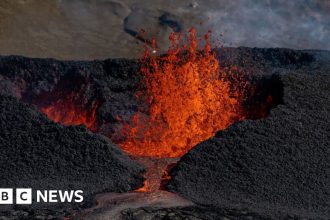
[193,0,330,49]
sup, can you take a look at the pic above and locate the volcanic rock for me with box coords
[167,72,330,219]
[0,95,144,212]
[121,206,272,220]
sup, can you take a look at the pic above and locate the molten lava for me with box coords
[39,93,97,130]
[119,28,245,158]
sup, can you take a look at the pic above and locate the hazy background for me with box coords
[0,0,328,60]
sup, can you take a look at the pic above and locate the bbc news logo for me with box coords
[0,189,83,204]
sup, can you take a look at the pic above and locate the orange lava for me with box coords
[40,94,97,130]
[135,180,149,192]
[119,28,245,158]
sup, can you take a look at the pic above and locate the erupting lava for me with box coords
[119,28,245,158]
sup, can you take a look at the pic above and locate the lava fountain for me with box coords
[119,28,245,158]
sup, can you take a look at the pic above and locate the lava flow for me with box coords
[119,27,245,158]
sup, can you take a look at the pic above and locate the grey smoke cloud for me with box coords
[194,0,330,49]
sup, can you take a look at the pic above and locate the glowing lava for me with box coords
[119,28,245,158]
[39,93,97,130]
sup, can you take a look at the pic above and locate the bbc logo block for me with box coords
[16,188,32,204]
[0,188,32,204]
[0,189,13,204]
[0,188,83,204]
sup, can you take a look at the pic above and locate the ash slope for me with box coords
[168,72,330,219]
[0,95,144,211]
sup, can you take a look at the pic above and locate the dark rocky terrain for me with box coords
[0,48,329,219]
[167,57,330,219]
[0,95,144,217]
